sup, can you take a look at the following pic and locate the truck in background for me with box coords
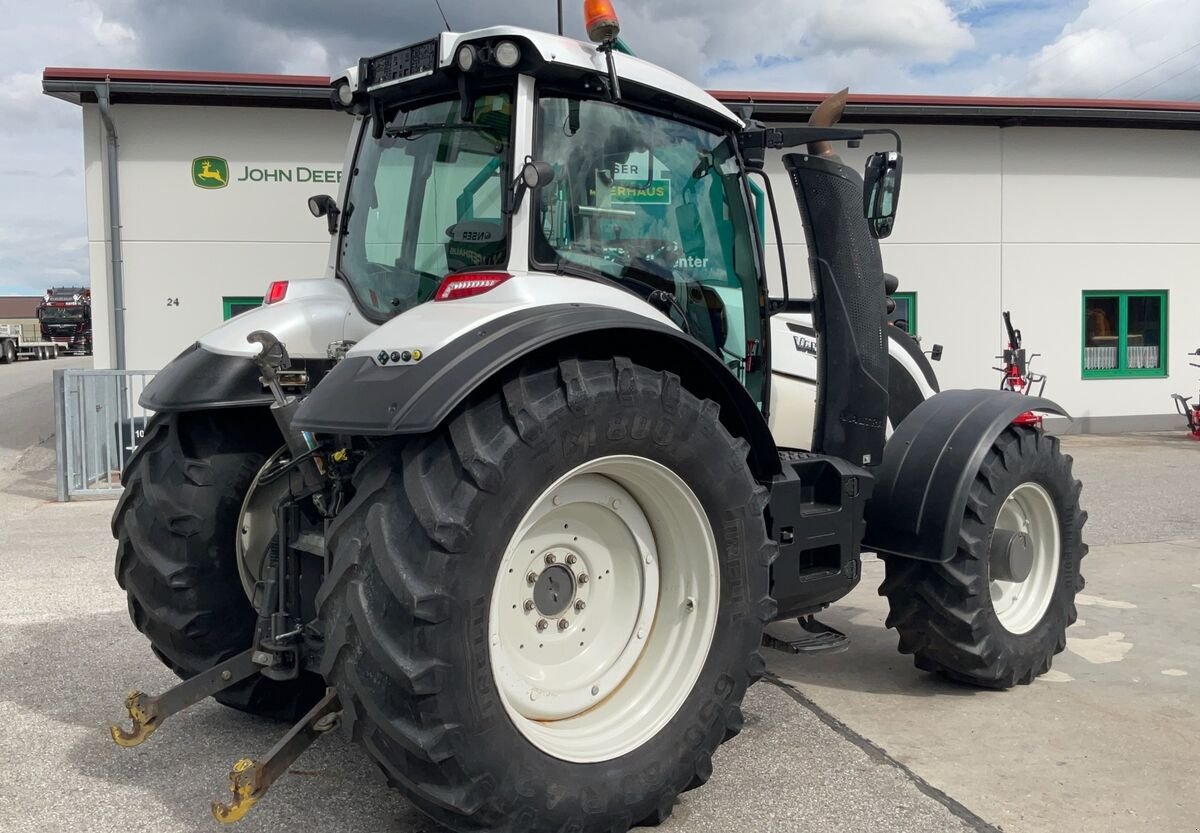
[37,287,92,355]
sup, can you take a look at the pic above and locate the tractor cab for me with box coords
[313,5,903,464]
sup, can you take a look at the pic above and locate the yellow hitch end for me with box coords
[212,758,262,824]
[109,690,158,748]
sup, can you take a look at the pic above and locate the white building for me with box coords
[44,68,1200,432]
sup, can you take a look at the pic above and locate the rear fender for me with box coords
[292,296,783,480]
[863,389,1068,562]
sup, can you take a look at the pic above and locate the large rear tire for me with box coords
[112,410,325,719]
[0,340,14,364]
[319,357,776,832]
[880,426,1087,688]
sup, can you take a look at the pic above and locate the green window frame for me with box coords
[889,291,917,336]
[1081,290,1168,379]
[223,296,263,320]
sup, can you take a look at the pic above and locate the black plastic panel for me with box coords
[783,152,889,467]
[863,389,1068,562]
[768,453,874,620]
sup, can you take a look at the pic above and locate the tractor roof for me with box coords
[341,26,743,130]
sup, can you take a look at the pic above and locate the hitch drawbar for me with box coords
[211,688,341,823]
[109,650,341,824]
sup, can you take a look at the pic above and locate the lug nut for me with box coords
[558,619,570,631]
[523,600,535,613]
[526,572,538,585]
[536,619,548,632]
[574,600,586,612]
[566,553,577,565]
[544,553,557,565]
[578,574,589,585]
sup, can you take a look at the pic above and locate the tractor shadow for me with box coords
[0,610,443,832]
[762,604,986,700]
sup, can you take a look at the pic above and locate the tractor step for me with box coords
[110,648,262,748]
[212,688,341,824]
[762,616,850,655]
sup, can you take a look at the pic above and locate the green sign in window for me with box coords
[610,179,671,204]
[1082,290,1167,379]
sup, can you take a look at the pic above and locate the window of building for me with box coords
[1082,291,1167,378]
[223,296,262,320]
[889,291,917,336]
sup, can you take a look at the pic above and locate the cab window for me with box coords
[533,96,764,395]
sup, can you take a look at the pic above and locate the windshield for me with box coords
[533,96,763,392]
[339,92,512,319]
[40,306,86,322]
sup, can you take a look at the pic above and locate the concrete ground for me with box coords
[0,356,1197,832]
[0,353,91,498]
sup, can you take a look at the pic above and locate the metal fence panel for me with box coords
[54,368,155,501]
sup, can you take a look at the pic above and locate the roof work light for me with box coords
[584,0,620,43]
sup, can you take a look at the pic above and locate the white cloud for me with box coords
[1020,0,1200,97]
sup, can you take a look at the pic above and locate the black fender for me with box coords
[863,389,1067,562]
[292,303,782,479]
[140,343,274,412]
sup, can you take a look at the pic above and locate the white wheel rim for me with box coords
[990,482,1060,635]
[235,447,291,607]
[488,455,720,763]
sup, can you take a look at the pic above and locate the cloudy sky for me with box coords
[1,0,1198,295]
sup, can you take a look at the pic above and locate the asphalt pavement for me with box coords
[0,363,1196,833]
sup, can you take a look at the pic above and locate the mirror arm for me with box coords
[861,127,902,154]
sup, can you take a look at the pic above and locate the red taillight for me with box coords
[434,272,512,302]
[265,280,289,305]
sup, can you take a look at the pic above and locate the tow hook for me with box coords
[109,649,261,747]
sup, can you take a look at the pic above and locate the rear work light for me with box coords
[265,280,289,305]
[434,272,512,302]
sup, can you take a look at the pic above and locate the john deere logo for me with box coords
[192,156,229,189]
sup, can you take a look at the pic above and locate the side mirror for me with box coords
[928,344,944,362]
[308,194,340,235]
[510,159,555,214]
[863,151,903,240]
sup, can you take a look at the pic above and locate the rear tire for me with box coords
[319,358,776,832]
[0,340,14,364]
[112,409,325,719]
[880,426,1087,688]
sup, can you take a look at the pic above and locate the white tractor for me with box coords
[110,5,1086,831]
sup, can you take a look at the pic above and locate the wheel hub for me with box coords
[532,563,576,617]
[989,528,1034,583]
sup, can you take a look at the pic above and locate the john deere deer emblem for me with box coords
[192,156,229,189]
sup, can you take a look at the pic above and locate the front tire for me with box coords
[319,358,776,832]
[880,426,1087,688]
[112,410,325,719]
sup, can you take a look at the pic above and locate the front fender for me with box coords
[863,389,1068,562]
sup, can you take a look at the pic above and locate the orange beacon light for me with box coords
[584,0,621,43]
